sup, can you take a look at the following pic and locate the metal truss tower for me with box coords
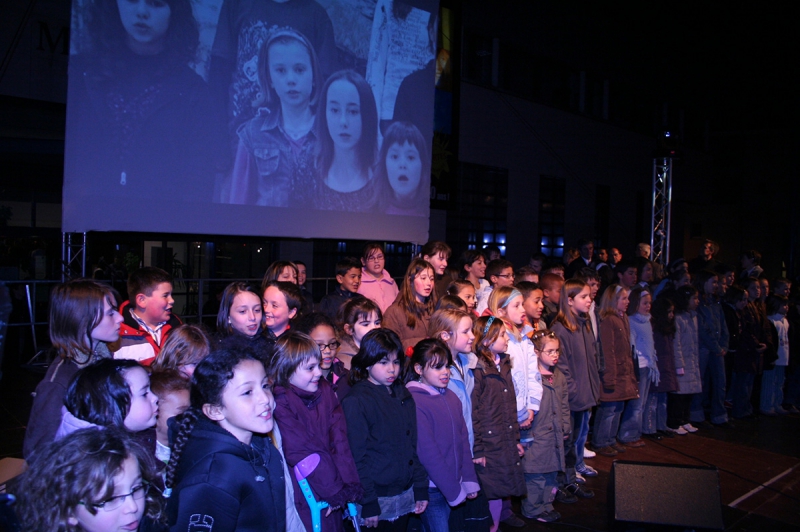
[62,232,87,281]
[650,157,673,267]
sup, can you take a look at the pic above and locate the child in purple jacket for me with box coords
[271,331,364,532]
[405,338,481,532]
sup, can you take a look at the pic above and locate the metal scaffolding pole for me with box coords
[650,157,673,267]
[61,232,87,281]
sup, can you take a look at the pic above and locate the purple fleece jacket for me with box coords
[406,381,480,505]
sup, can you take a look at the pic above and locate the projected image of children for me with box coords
[226,28,321,206]
[372,121,430,216]
[64,0,219,202]
[291,69,378,212]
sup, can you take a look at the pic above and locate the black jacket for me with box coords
[341,380,428,518]
[166,417,286,532]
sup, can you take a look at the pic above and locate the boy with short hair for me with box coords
[540,273,564,327]
[476,259,515,314]
[615,259,638,289]
[114,266,182,365]
[318,257,364,321]
[516,281,545,333]
[516,266,539,284]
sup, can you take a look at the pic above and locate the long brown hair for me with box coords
[554,279,588,332]
[49,279,119,364]
[397,259,437,328]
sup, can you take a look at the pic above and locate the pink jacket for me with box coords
[357,269,399,314]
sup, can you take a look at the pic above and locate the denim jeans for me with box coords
[521,471,557,518]
[421,487,450,532]
[618,367,650,442]
[643,391,668,433]
[760,366,786,413]
[592,401,625,447]
[690,351,728,423]
[572,409,591,470]
[731,371,755,418]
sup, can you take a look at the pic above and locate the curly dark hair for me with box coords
[16,427,163,531]
[164,345,266,491]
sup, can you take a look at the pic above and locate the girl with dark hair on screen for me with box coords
[66,0,220,202]
[372,121,431,216]
[292,70,379,211]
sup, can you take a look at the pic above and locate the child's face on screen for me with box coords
[117,0,171,52]
[386,141,422,200]
[123,366,158,432]
[268,40,313,109]
[326,79,362,150]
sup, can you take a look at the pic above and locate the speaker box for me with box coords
[609,461,724,530]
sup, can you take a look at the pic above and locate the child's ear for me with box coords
[361,258,367,267]
[336,274,345,285]
[203,403,224,422]
[413,363,423,376]
[135,292,148,309]
[439,331,451,341]
[343,323,353,337]
[67,516,78,527]
[288,307,298,320]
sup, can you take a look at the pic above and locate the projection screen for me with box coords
[62,0,439,243]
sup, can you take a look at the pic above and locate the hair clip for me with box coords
[483,316,495,334]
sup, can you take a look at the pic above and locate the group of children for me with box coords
[12,241,796,531]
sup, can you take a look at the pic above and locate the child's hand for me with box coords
[516,443,524,456]
[414,501,428,514]
[519,409,534,429]
[757,343,767,353]
[473,456,486,467]
[467,491,478,499]
[676,367,685,376]
[325,506,340,517]
[363,516,379,528]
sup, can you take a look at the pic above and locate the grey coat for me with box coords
[673,311,702,394]
[552,317,601,412]
[521,367,570,474]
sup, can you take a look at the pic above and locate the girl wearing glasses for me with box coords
[520,329,570,523]
[296,313,344,395]
[16,427,164,532]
